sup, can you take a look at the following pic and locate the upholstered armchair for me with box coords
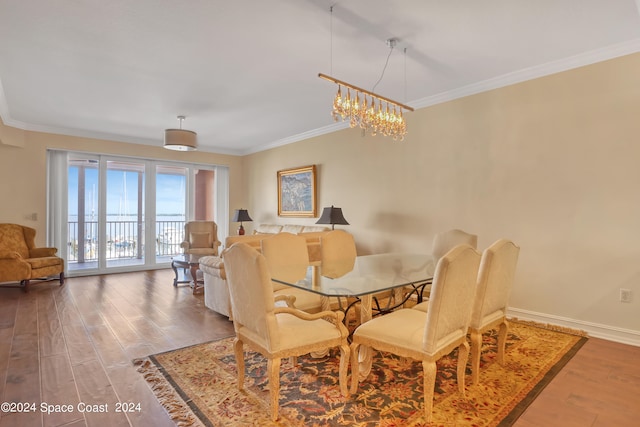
[350,244,481,423]
[180,221,221,256]
[223,242,350,421]
[0,223,65,292]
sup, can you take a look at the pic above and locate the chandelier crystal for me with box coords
[319,73,413,141]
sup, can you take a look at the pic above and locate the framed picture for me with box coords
[277,165,317,217]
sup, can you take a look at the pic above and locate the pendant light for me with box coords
[164,115,197,151]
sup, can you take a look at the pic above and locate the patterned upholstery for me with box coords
[0,223,64,292]
[223,242,350,421]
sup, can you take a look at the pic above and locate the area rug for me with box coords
[134,320,587,426]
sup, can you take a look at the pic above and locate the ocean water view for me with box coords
[67,214,186,263]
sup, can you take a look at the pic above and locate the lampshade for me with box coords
[164,129,197,151]
[232,209,253,223]
[316,205,349,229]
[164,116,197,151]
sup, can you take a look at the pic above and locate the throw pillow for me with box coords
[190,232,211,248]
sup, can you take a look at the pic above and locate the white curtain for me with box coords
[46,150,68,271]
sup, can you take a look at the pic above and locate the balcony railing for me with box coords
[68,220,186,263]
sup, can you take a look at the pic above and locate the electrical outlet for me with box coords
[620,288,632,303]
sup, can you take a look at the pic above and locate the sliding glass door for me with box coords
[155,165,187,263]
[105,160,146,268]
[52,151,229,276]
[67,158,99,270]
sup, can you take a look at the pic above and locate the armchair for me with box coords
[223,242,350,421]
[180,221,221,256]
[0,223,64,292]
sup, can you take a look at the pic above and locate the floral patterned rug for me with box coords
[134,320,587,426]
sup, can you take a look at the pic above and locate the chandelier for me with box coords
[319,73,414,141]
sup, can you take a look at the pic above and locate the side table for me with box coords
[171,254,204,294]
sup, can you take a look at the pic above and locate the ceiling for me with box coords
[1,0,640,156]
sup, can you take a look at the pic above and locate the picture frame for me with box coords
[277,165,317,217]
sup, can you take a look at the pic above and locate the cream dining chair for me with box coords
[260,232,324,313]
[349,244,481,423]
[409,228,478,308]
[320,229,359,324]
[223,242,350,421]
[431,228,478,260]
[468,239,520,385]
[320,229,357,279]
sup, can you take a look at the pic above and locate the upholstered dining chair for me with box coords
[468,239,520,385]
[260,232,324,313]
[320,229,359,324]
[409,228,478,305]
[223,242,350,421]
[0,223,65,292]
[350,244,481,423]
[431,228,478,260]
[180,221,221,256]
[320,229,357,279]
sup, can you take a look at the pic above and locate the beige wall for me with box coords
[244,53,640,342]
[0,122,245,244]
[2,53,639,343]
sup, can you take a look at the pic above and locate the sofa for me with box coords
[199,224,330,319]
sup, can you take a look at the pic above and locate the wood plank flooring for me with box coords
[0,270,638,426]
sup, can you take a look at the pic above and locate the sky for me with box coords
[68,167,186,217]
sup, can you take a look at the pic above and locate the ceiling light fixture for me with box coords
[319,68,413,140]
[164,115,197,151]
[319,7,413,141]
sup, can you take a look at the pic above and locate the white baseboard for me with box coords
[507,308,640,347]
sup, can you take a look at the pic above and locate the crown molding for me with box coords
[3,39,640,156]
[410,38,640,111]
[241,121,350,155]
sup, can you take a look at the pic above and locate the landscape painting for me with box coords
[277,165,317,217]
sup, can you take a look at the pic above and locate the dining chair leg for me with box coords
[470,330,482,385]
[422,359,437,423]
[457,341,470,396]
[497,319,509,365]
[233,338,245,389]
[268,357,281,421]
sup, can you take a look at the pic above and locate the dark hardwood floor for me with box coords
[0,270,638,426]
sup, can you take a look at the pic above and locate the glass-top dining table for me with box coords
[272,252,435,379]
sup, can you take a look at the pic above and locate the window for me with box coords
[47,150,229,276]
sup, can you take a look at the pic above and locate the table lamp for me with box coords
[315,205,349,230]
[232,209,253,235]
